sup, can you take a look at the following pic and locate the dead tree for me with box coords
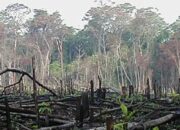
[101,88,106,99]
[106,116,113,130]
[96,76,103,101]
[159,85,162,98]
[122,86,127,97]
[98,75,102,90]
[178,78,180,94]
[146,78,150,99]
[90,80,94,104]
[60,79,63,97]
[153,80,157,99]
[81,92,89,118]
[129,85,134,98]
[32,56,40,127]
[75,92,89,127]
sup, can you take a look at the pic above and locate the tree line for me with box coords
[0,2,179,94]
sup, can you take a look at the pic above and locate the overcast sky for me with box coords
[0,0,179,29]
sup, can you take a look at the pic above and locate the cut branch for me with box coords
[0,68,57,96]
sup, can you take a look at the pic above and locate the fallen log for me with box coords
[0,104,35,114]
[10,113,75,130]
[14,113,73,124]
[128,113,180,130]
[39,122,75,130]
[13,122,31,130]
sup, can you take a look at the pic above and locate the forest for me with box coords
[0,1,180,130]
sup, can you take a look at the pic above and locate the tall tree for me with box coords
[0,3,30,85]
[129,7,167,92]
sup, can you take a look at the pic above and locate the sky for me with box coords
[0,0,179,29]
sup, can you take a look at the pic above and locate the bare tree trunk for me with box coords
[32,56,40,127]
[133,43,138,92]
[56,38,64,91]
[120,65,124,86]
[116,63,120,87]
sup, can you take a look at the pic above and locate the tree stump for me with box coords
[90,80,94,104]
[122,86,127,97]
[106,116,113,130]
[153,80,157,99]
[129,85,134,98]
[76,92,89,128]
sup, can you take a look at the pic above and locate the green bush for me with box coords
[39,102,52,114]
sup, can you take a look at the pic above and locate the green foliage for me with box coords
[114,123,124,130]
[169,92,180,104]
[128,94,146,102]
[49,61,61,77]
[31,124,38,129]
[63,30,96,64]
[39,89,48,95]
[39,102,52,114]
[170,17,180,32]
[120,103,128,116]
[152,126,159,130]
[114,100,135,130]
[169,91,179,97]
[127,111,136,121]
[65,61,77,72]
